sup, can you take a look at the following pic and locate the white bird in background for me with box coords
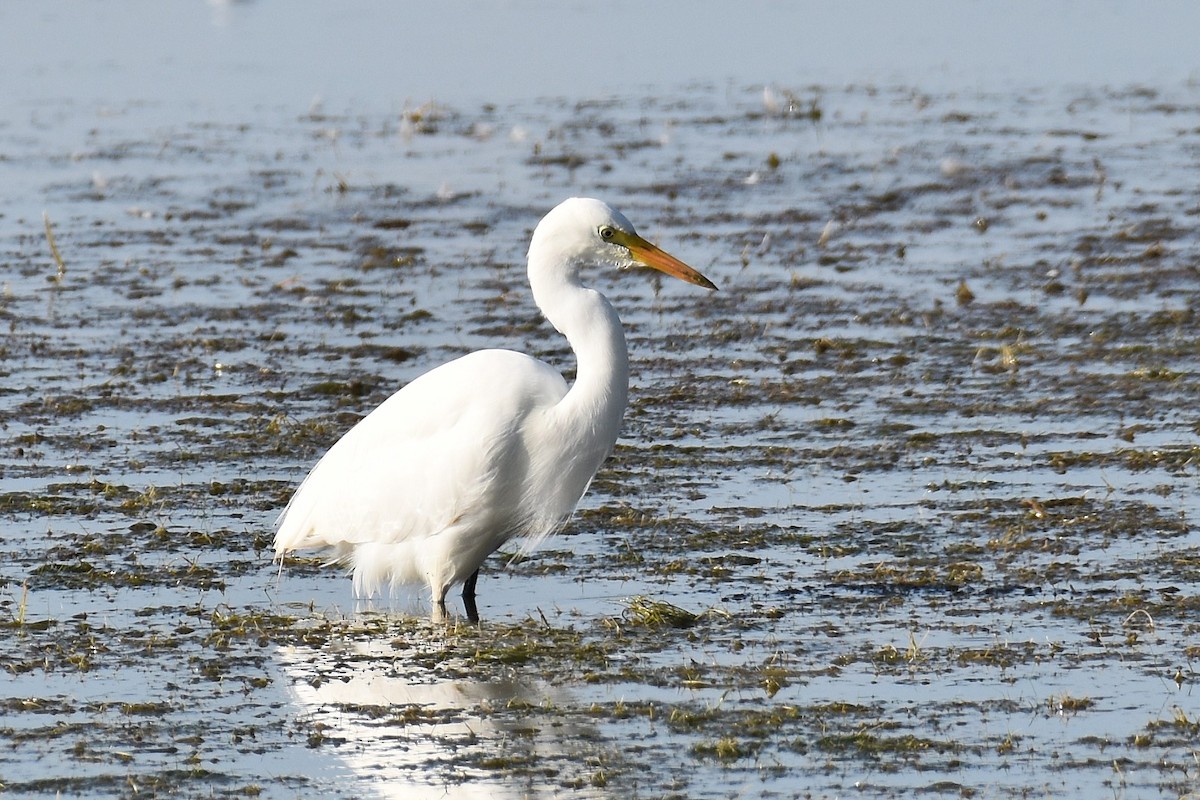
[273,198,716,620]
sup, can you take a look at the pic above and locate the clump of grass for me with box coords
[44,211,66,282]
[667,705,720,731]
[1049,694,1093,714]
[1133,706,1200,748]
[621,596,700,628]
[815,730,955,758]
[693,736,745,761]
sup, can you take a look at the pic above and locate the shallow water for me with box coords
[3,3,1200,799]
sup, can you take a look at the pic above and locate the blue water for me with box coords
[2,3,1199,799]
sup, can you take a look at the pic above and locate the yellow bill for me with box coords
[615,231,718,291]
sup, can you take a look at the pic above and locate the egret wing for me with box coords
[273,349,567,556]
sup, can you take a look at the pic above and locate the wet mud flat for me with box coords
[2,82,1199,798]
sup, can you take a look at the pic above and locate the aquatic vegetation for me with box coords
[2,74,1199,800]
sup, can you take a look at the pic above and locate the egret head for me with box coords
[529,197,717,290]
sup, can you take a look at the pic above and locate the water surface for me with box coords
[2,3,1199,798]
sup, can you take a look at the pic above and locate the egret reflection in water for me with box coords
[276,627,614,799]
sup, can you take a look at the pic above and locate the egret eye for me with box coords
[598,225,616,241]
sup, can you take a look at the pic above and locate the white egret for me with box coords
[273,197,716,620]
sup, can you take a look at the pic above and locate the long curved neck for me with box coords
[530,264,629,452]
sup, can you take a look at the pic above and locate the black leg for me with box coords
[462,569,480,623]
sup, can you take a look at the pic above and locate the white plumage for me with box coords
[274,198,716,619]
